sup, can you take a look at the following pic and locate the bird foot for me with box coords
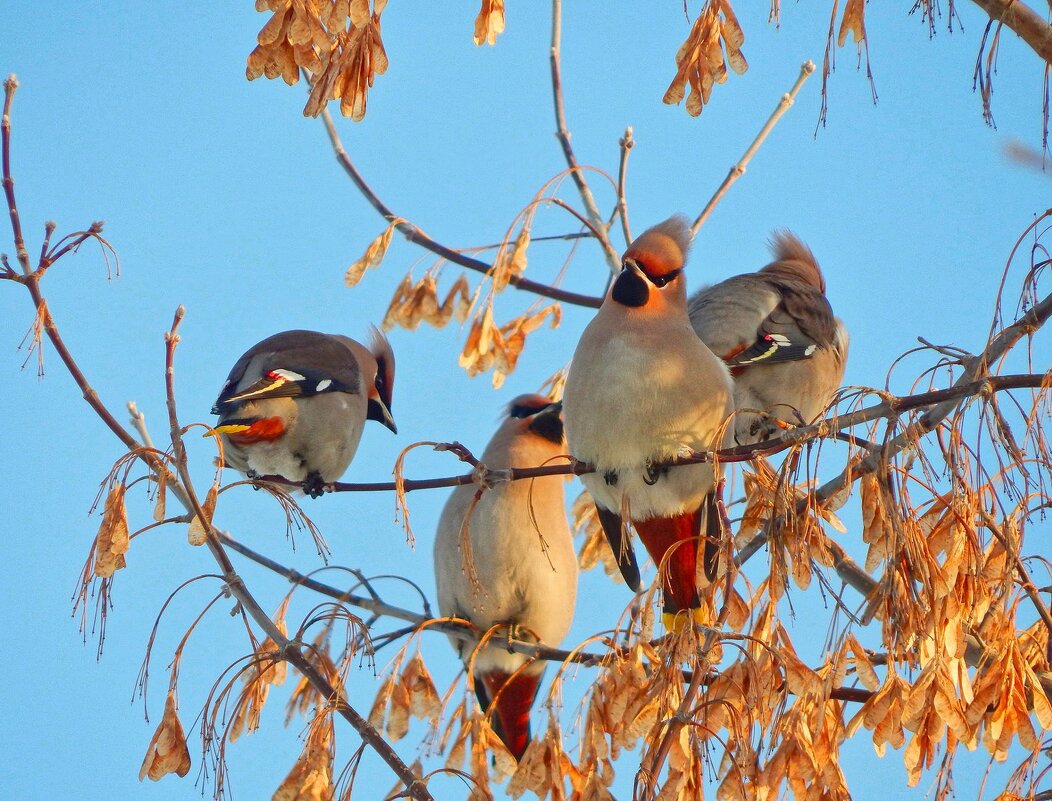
[302,471,327,499]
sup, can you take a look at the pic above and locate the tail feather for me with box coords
[478,669,543,761]
[595,504,642,591]
[634,509,704,613]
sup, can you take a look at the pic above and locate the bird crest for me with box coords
[623,215,693,277]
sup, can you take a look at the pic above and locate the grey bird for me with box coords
[562,216,734,632]
[211,329,396,497]
[433,395,577,760]
[688,232,848,445]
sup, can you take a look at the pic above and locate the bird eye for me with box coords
[649,269,680,288]
[509,403,537,419]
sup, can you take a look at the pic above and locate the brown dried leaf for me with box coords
[139,690,191,782]
[304,9,389,120]
[94,485,130,578]
[400,653,442,721]
[473,0,505,46]
[345,220,397,287]
[187,485,217,546]
[837,0,867,47]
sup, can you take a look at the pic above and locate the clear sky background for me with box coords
[2,3,1050,800]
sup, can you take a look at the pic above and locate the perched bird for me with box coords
[433,395,577,760]
[211,329,396,497]
[688,232,848,445]
[562,216,734,631]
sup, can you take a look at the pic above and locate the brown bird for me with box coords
[211,329,396,497]
[562,216,734,631]
[433,395,577,759]
[688,232,848,444]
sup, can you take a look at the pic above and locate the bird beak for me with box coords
[368,397,398,434]
[623,258,646,279]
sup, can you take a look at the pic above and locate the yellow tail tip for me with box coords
[662,608,708,634]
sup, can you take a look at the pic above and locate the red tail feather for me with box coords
[634,510,703,613]
[480,669,542,760]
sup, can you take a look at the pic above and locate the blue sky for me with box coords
[2,3,1050,800]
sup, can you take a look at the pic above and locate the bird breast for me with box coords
[434,471,577,675]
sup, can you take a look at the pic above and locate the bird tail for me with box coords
[634,494,722,615]
[476,668,543,761]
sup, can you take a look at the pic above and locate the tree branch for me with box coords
[317,107,603,309]
[250,372,1050,496]
[969,0,1052,64]
[691,60,816,236]
[549,0,621,274]
[2,75,30,275]
[1,86,433,800]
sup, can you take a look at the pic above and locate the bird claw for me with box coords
[302,471,327,499]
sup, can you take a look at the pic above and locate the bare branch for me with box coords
[247,372,1050,495]
[969,0,1052,64]
[317,106,603,309]
[616,126,634,246]
[549,0,621,274]
[2,74,30,276]
[810,293,1052,509]
[691,60,816,236]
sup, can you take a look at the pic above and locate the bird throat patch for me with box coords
[611,269,649,307]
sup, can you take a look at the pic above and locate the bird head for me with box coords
[506,394,564,445]
[365,327,397,434]
[611,215,693,312]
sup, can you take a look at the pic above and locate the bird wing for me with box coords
[690,274,838,369]
[213,330,361,412]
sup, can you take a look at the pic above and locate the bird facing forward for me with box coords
[211,328,396,497]
[562,216,734,631]
[433,395,577,760]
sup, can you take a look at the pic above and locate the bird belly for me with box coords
[284,393,366,482]
[580,460,715,521]
[565,334,731,519]
[435,477,576,675]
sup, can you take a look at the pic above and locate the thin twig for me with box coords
[616,126,634,246]
[549,0,620,274]
[2,74,30,275]
[127,401,155,450]
[691,60,816,236]
[318,107,602,309]
[809,297,1052,510]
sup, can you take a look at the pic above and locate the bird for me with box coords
[688,232,848,445]
[433,395,577,760]
[562,215,734,632]
[210,328,396,497]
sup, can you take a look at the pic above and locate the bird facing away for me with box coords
[433,395,577,760]
[562,216,734,631]
[211,329,396,497]
[688,232,848,445]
